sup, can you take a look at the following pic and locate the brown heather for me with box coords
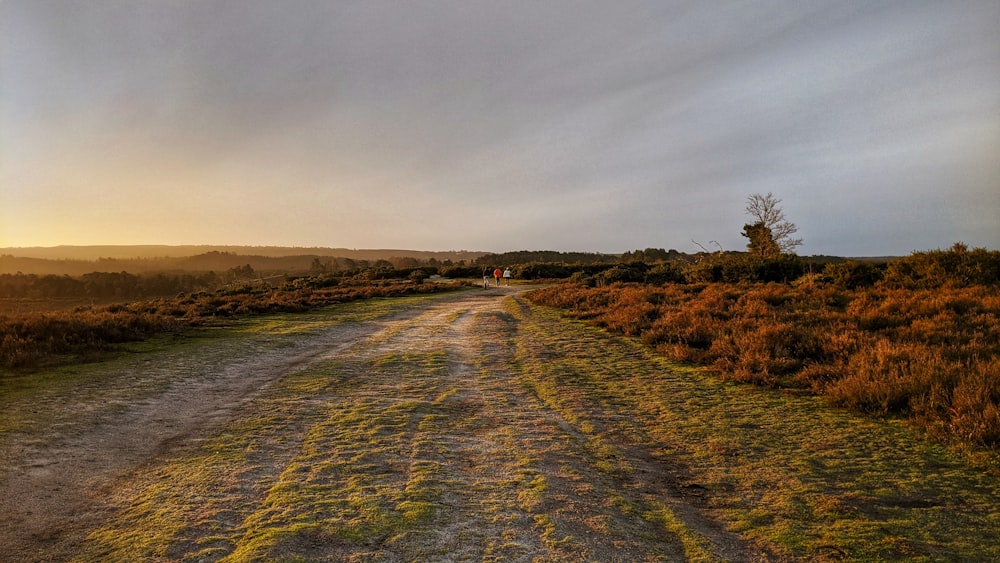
[527,282,1000,449]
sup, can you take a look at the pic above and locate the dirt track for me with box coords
[0,288,770,561]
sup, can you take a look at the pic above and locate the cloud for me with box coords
[2,1,998,253]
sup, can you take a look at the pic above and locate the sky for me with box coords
[1,1,998,256]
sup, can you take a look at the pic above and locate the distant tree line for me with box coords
[4,244,995,302]
[0,272,224,300]
[619,248,688,263]
[561,245,998,289]
[474,250,616,267]
[0,252,478,278]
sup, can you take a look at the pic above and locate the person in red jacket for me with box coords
[493,267,502,287]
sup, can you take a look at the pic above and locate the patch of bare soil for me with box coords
[0,288,770,561]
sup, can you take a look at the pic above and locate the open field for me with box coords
[2,287,999,561]
[0,279,464,371]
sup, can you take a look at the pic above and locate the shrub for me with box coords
[527,277,1000,449]
[824,261,885,289]
[440,265,480,279]
[881,244,1000,289]
[592,285,659,336]
[645,263,686,284]
[681,254,806,283]
[597,265,646,285]
[944,358,1000,446]
[515,262,577,280]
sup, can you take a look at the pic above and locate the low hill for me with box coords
[0,246,489,276]
[0,245,487,262]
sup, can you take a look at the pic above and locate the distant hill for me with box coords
[0,246,490,276]
[0,245,488,262]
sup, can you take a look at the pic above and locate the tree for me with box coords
[742,222,781,258]
[743,192,802,257]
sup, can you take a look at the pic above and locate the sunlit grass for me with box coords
[78,323,465,560]
[511,299,1000,560]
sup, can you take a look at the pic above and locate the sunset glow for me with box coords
[2,1,998,255]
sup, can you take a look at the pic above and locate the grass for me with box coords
[0,278,466,371]
[527,281,1000,452]
[0,290,460,439]
[508,298,1000,560]
[77,329,457,560]
[0,329,207,439]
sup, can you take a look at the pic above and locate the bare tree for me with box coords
[744,192,802,257]
[690,240,723,263]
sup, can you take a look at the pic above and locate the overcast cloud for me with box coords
[2,1,998,255]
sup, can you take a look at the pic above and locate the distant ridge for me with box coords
[0,245,489,262]
[0,245,905,277]
[0,246,493,276]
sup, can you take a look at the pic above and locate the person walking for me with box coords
[503,268,512,286]
[482,267,491,289]
[493,267,502,287]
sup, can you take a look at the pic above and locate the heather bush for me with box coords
[527,278,1000,448]
[0,310,178,369]
[881,244,1000,289]
[825,339,952,415]
[941,358,1000,446]
[683,254,806,283]
[823,260,885,288]
[644,263,685,284]
[597,264,647,285]
[591,285,659,336]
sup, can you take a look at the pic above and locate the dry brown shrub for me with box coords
[794,362,846,394]
[526,284,609,320]
[643,308,723,362]
[596,285,660,336]
[527,280,1000,449]
[825,339,959,414]
[947,358,1000,446]
[713,320,822,385]
[0,309,179,369]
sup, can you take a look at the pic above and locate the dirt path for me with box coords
[0,289,770,561]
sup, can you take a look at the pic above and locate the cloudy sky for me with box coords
[2,1,998,256]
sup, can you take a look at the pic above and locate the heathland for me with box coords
[1,243,998,560]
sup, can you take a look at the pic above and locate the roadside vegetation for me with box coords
[0,277,465,371]
[510,298,1000,560]
[518,194,1000,456]
[527,244,1000,457]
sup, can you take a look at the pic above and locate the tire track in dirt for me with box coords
[200,290,699,561]
[411,298,687,561]
[0,298,440,561]
[1,289,766,561]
